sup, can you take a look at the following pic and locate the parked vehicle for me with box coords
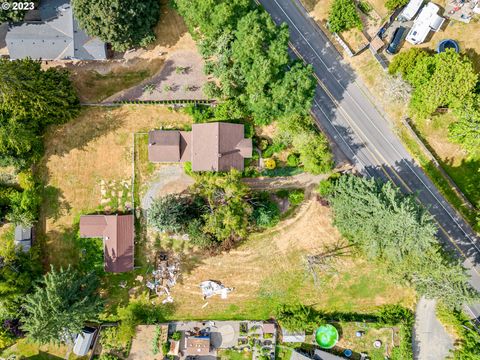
[386,26,406,54]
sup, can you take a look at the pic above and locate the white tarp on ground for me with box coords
[199,280,233,299]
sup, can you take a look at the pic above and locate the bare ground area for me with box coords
[106,50,209,102]
[38,106,192,268]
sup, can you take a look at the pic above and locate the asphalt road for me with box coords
[258,0,480,323]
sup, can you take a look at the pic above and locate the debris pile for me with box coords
[146,252,180,304]
[199,280,233,300]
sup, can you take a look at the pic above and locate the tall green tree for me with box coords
[389,49,478,118]
[147,194,201,233]
[328,175,479,308]
[328,0,363,33]
[330,175,436,263]
[21,266,102,344]
[191,170,252,245]
[0,59,79,167]
[0,246,42,319]
[448,97,480,157]
[72,0,160,51]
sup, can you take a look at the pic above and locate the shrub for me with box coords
[264,158,276,170]
[148,195,197,233]
[328,0,363,33]
[171,331,182,341]
[263,142,286,158]
[162,341,169,355]
[286,153,300,167]
[288,189,305,206]
[183,162,193,176]
[100,327,123,352]
[385,0,409,11]
[258,138,270,151]
[187,219,216,248]
[358,0,372,14]
[251,194,280,228]
[317,179,334,196]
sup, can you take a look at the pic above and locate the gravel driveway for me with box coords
[413,297,454,360]
[140,164,194,211]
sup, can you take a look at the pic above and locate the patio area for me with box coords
[444,0,480,23]
[167,321,277,360]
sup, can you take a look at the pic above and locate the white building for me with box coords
[406,2,445,45]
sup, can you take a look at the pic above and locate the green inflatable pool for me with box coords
[315,324,339,349]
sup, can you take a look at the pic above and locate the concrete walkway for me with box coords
[413,297,454,360]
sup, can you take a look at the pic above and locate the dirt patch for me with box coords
[269,200,342,253]
[38,106,192,268]
[106,50,209,102]
[128,325,160,360]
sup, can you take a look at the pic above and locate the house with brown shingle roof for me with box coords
[148,122,252,172]
[79,214,134,273]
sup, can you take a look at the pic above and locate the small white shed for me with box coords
[73,327,96,357]
[281,328,306,343]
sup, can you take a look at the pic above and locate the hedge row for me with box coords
[113,99,213,105]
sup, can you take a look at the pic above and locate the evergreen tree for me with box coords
[21,266,102,344]
[72,0,160,51]
[0,59,79,167]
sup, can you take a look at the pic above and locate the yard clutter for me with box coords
[146,252,180,303]
[199,280,233,300]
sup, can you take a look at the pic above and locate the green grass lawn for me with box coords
[218,349,253,360]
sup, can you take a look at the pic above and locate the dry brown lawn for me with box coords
[167,199,415,320]
[38,106,192,268]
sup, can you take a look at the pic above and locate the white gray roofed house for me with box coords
[6,0,107,60]
[14,225,33,253]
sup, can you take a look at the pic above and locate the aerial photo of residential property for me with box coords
[0,0,480,359]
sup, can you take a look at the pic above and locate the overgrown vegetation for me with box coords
[72,0,161,51]
[389,49,480,159]
[0,235,41,350]
[385,0,409,11]
[148,170,305,249]
[436,305,480,359]
[323,175,479,309]
[0,59,79,168]
[20,266,103,345]
[328,0,363,34]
